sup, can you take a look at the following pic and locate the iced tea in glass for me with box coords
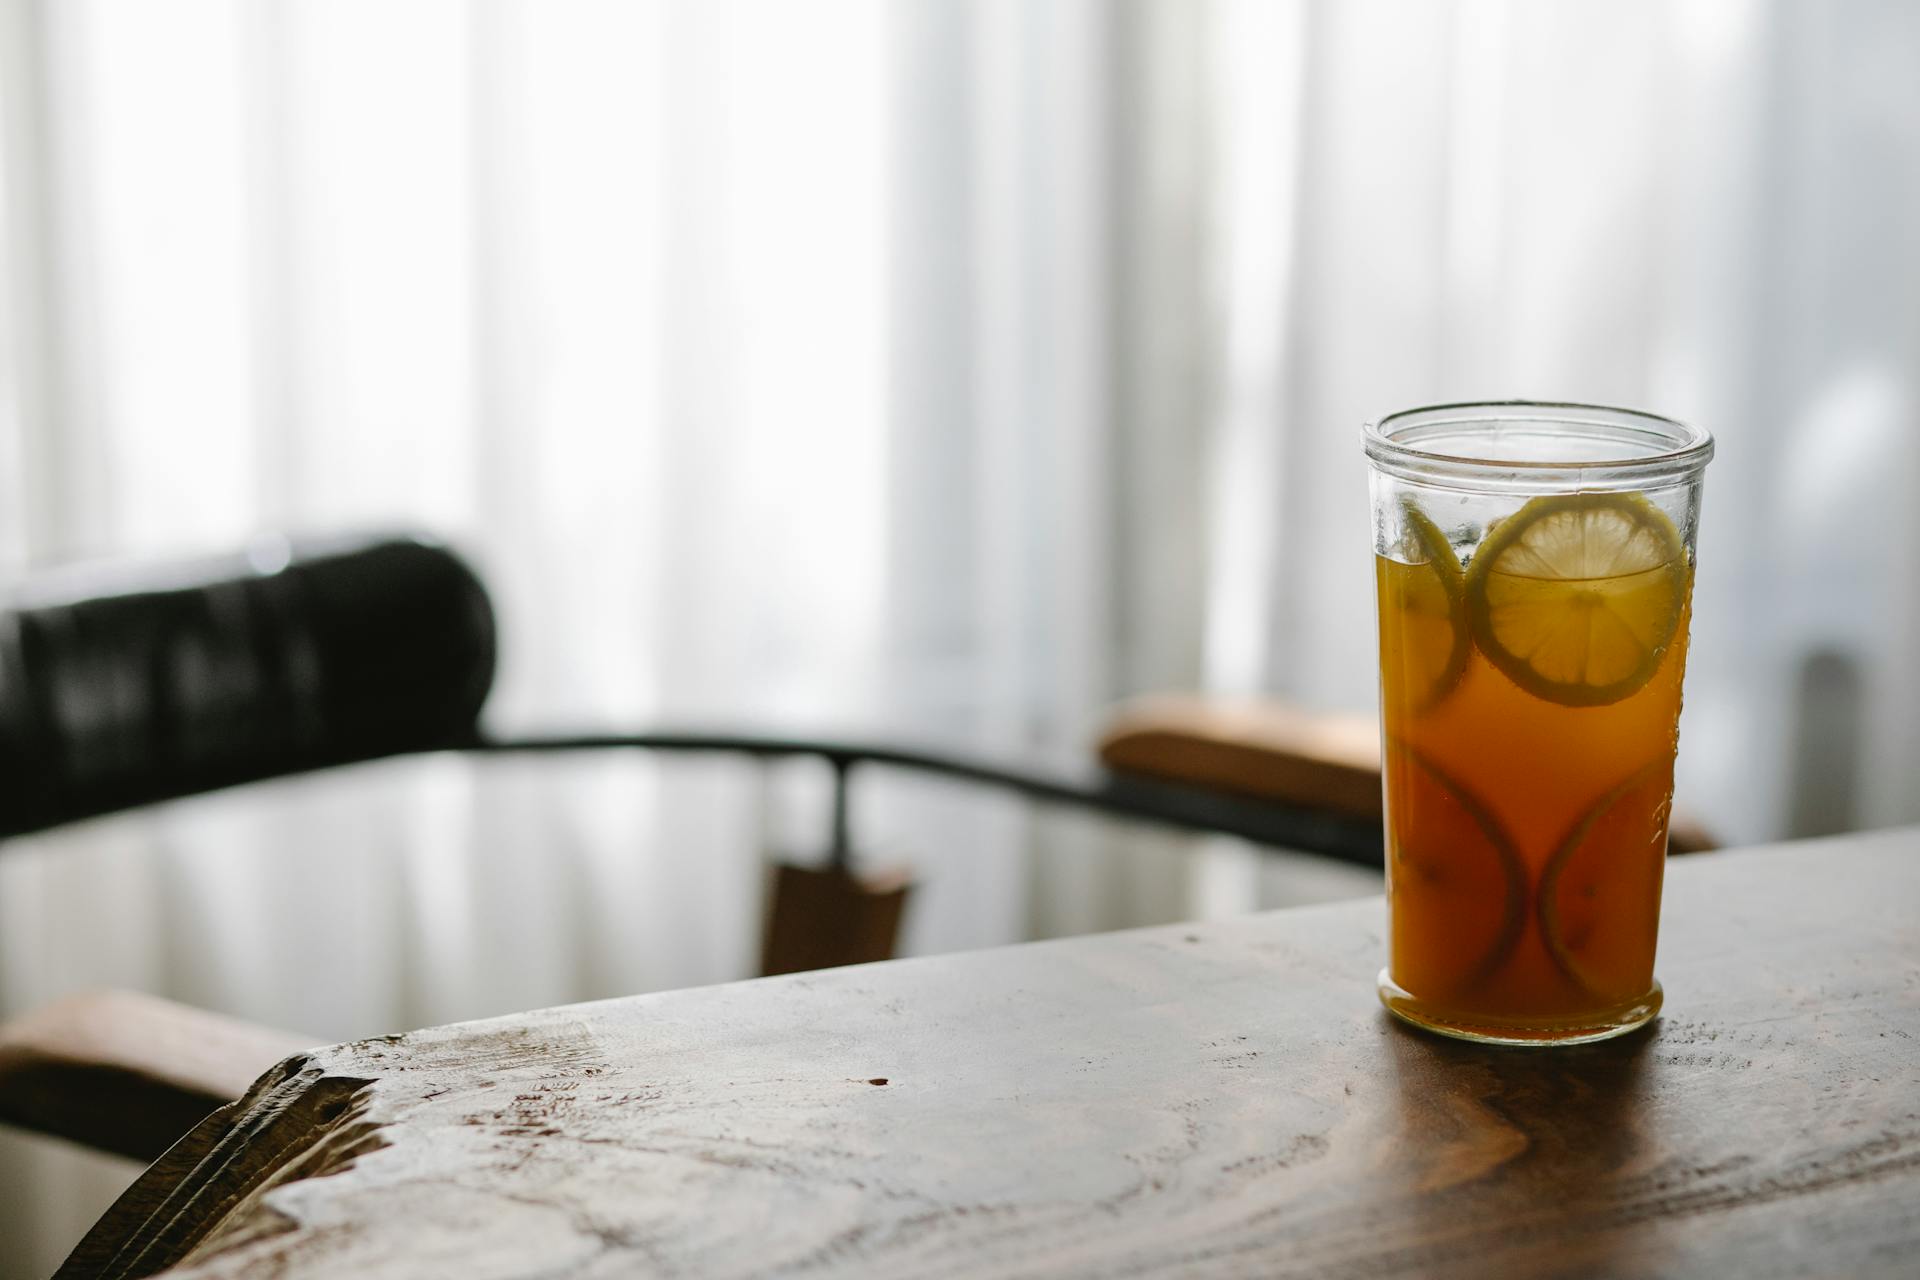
[1365,403,1712,1045]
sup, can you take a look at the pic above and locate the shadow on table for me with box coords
[1368,1014,1657,1275]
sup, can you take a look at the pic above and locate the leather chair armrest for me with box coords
[1098,694,1718,853]
[0,989,313,1162]
[1099,696,1384,820]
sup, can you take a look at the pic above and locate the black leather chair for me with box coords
[0,530,1387,1163]
[0,532,1385,855]
[0,534,495,839]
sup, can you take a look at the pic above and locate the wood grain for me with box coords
[64,828,1920,1279]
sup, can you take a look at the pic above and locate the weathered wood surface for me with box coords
[66,828,1920,1278]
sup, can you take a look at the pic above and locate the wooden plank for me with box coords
[0,990,312,1162]
[759,863,913,977]
[64,828,1920,1279]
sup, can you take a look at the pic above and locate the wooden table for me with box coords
[63,828,1920,1279]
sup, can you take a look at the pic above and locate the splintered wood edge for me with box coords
[58,1053,384,1280]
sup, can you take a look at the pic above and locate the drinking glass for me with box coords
[1364,402,1712,1045]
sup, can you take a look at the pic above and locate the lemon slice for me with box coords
[1465,492,1688,707]
[1385,740,1528,999]
[1382,504,1469,713]
[1538,758,1673,1001]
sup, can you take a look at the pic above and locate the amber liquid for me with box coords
[1376,555,1692,1040]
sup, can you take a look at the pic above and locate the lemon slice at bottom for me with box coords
[1465,493,1688,707]
[1385,741,1528,999]
[1538,758,1673,1001]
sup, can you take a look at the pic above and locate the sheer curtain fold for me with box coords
[3,1,1920,1270]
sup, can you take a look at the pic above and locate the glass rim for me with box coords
[1363,400,1714,491]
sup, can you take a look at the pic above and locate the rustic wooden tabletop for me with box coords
[62,827,1920,1279]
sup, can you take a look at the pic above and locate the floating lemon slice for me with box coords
[1382,504,1470,713]
[1538,758,1674,1001]
[1465,492,1688,707]
[1385,740,1528,999]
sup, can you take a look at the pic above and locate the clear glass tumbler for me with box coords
[1364,402,1712,1045]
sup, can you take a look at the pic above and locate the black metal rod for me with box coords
[464,730,1385,869]
[828,756,853,873]
[0,727,1386,868]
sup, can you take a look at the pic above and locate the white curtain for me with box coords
[4,0,1919,1270]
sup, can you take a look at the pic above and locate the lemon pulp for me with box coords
[1465,493,1687,707]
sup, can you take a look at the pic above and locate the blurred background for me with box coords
[2,0,1918,1269]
